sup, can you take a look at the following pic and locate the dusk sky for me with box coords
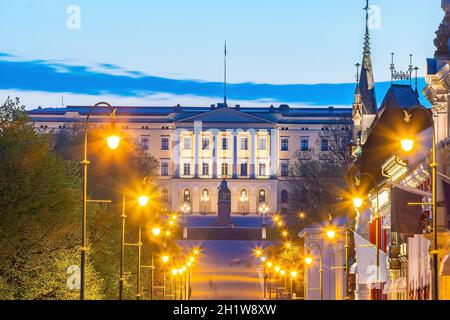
[0,0,443,108]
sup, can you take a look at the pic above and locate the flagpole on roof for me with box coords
[224,40,227,106]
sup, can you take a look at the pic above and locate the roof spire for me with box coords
[364,0,371,54]
[359,0,377,115]
[224,40,227,106]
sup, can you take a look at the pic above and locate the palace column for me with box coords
[194,128,201,178]
[172,130,180,178]
[270,128,279,178]
[212,130,219,178]
[232,129,238,178]
[250,129,257,178]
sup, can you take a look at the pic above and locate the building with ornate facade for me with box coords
[28,103,352,216]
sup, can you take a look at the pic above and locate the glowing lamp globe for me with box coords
[305,256,313,265]
[401,139,414,152]
[137,195,149,207]
[106,135,121,150]
[353,197,363,209]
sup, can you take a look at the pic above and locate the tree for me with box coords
[287,123,352,222]
[0,97,104,299]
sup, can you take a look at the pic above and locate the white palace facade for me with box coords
[29,103,352,215]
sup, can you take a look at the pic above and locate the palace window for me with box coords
[281,189,289,203]
[202,137,210,150]
[258,137,267,150]
[183,163,191,176]
[240,163,248,177]
[281,138,289,151]
[161,137,169,150]
[161,162,169,176]
[321,138,329,151]
[141,136,149,151]
[183,137,191,149]
[202,162,209,176]
[221,163,229,177]
[222,137,229,150]
[241,137,248,150]
[258,163,266,176]
[258,189,266,203]
[281,162,289,177]
[183,189,191,203]
[301,138,309,151]
[160,189,168,202]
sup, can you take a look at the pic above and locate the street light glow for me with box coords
[353,197,363,209]
[152,227,161,237]
[106,135,121,150]
[162,256,169,263]
[326,228,336,240]
[305,256,313,265]
[172,269,178,276]
[291,271,298,278]
[137,195,150,207]
[401,138,414,152]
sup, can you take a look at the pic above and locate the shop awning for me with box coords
[440,254,450,276]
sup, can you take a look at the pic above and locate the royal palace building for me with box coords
[28,103,352,215]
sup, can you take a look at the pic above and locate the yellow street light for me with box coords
[137,195,150,207]
[280,270,286,276]
[275,266,281,273]
[162,256,169,263]
[353,197,363,209]
[182,266,187,271]
[172,269,178,276]
[299,212,306,219]
[273,215,280,222]
[266,261,273,268]
[400,138,414,152]
[152,227,161,237]
[187,261,192,267]
[165,230,171,237]
[290,271,298,278]
[285,242,292,249]
[282,230,288,237]
[255,249,262,257]
[305,256,313,265]
[189,256,195,262]
[106,135,121,150]
[277,221,283,227]
[325,228,336,240]
[260,256,267,262]
[193,249,200,256]
[178,268,184,274]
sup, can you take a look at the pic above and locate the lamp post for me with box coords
[266,261,273,300]
[162,256,169,300]
[305,240,323,300]
[181,203,190,226]
[259,203,269,226]
[80,102,120,300]
[353,171,381,300]
[150,227,161,300]
[172,269,178,300]
[400,107,438,300]
[240,190,248,215]
[290,271,298,299]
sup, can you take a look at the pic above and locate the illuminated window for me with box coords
[241,137,248,150]
[183,163,191,176]
[258,189,266,203]
[161,162,169,176]
[141,136,149,151]
[281,138,289,151]
[183,189,191,203]
[202,162,209,176]
[258,137,266,150]
[183,137,191,149]
[258,163,266,176]
[161,137,169,150]
[221,163,229,177]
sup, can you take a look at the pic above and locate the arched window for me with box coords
[183,188,191,203]
[258,189,266,203]
[200,189,210,214]
[239,189,249,215]
[160,188,168,202]
[281,189,289,203]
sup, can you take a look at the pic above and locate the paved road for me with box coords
[178,240,271,300]
[183,215,273,228]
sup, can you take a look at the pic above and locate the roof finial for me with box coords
[224,40,227,106]
[390,52,395,83]
[363,0,371,54]
[408,54,414,86]
[414,66,419,97]
[355,63,361,85]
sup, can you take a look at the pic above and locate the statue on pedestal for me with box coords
[209,179,233,227]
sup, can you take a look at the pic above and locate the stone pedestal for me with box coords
[210,179,233,226]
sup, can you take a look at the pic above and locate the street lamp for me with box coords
[400,107,438,300]
[259,203,269,226]
[353,197,363,209]
[119,193,150,300]
[240,190,249,215]
[353,172,381,300]
[80,102,120,300]
[181,203,191,225]
[172,268,178,300]
[162,256,169,300]
[290,271,298,299]
[304,240,323,300]
[325,227,336,240]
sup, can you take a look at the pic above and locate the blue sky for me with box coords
[0,0,443,108]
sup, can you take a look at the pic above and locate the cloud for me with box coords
[0,53,429,107]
